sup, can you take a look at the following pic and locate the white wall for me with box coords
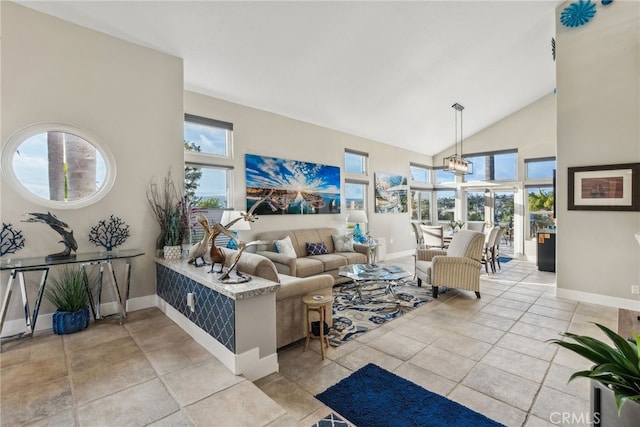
[556,1,640,308]
[1,3,184,324]
[184,90,432,255]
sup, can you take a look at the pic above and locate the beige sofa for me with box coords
[254,227,369,285]
[221,248,334,349]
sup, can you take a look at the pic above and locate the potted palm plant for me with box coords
[548,323,640,425]
[45,266,92,335]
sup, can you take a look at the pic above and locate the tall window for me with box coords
[526,157,556,179]
[466,191,485,222]
[184,115,234,244]
[345,150,368,175]
[436,190,455,222]
[410,190,431,222]
[527,186,554,238]
[410,165,430,184]
[345,182,366,210]
[464,150,517,181]
[494,190,515,231]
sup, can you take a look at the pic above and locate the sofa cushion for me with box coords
[275,236,297,258]
[332,234,354,252]
[293,257,325,277]
[334,251,368,265]
[306,242,329,256]
[308,253,348,271]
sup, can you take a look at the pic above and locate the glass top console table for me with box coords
[0,249,144,340]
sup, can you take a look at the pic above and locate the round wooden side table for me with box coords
[302,294,333,359]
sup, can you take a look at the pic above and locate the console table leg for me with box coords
[0,272,17,336]
[18,272,33,335]
[81,264,97,321]
[31,269,50,332]
[96,264,104,319]
[124,260,132,314]
[107,262,126,323]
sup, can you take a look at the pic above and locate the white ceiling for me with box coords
[18,0,560,156]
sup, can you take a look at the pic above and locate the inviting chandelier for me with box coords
[443,103,473,175]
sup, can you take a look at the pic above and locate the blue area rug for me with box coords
[498,256,512,263]
[316,363,504,427]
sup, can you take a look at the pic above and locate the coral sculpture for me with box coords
[1,223,26,257]
[88,215,130,251]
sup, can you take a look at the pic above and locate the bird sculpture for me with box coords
[208,189,273,276]
[188,214,212,267]
[22,212,78,260]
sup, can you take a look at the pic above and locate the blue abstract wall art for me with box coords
[374,172,408,214]
[245,154,341,215]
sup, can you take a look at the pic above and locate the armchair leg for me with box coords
[417,278,422,287]
[475,291,481,299]
[432,286,438,299]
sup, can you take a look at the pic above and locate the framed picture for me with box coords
[245,154,341,215]
[568,163,640,211]
[374,172,408,213]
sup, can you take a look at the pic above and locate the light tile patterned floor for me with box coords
[0,255,623,426]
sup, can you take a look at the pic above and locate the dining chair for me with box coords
[493,226,506,270]
[482,226,500,273]
[420,225,446,249]
[467,222,486,233]
[411,222,424,247]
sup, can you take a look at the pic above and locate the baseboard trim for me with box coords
[0,295,157,339]
[556,288,640,311]
[156,296,278,381]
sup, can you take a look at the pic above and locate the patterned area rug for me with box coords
[310,413,349,427]
[327,280,434,346]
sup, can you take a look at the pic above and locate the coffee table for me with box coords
[338,264,411,302]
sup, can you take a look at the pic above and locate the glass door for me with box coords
[494,190,515,256]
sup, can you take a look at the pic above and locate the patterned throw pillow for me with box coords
[274,236,297,258]
[306,242,329,256]
[332,234,355,252]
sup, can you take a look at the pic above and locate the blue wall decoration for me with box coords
[245,154,341,215]
[560,0,597,28]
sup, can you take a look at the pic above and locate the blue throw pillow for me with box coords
[306,242,328,256]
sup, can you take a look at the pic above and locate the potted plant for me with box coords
[548,323,640,425]
[162,203,187,259]
[146,171,188,258]
[448,220,465,233]
[45,266,92,335]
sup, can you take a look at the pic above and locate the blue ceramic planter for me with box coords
[52,306,90,335]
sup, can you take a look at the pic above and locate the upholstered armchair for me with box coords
[415,229,485,298]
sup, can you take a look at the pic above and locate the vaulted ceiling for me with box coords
[18,1,560,156]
